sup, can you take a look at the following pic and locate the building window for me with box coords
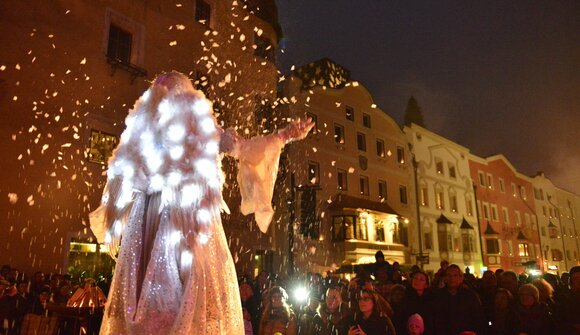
[357,132,366,151]
[483,202,490,220]
[306,112,318,135]
[448,164,456,178]
[359,176,369,196]
[362,113,371,128]
[334,124,345,144]
[397,146,405,164]
[450,194,458,212]
[337,169,347,190]
[345,105,354,121]
[549,225,559,239]
[499,178,505,193]
[438,230,452,252]
[399,185,408,204]
[462,234,475,253]
[486,238,500,254]
[195,0,211,26]
[502,207,509,224]
[420,186,429,207]
[551,249,563,261]
[466,197,473,216]
[515,211,521,226]
[511,183,517,197]
[491,204,499,221]
[478,171,486,186]
[332,215,355,241]
[375,222,385,242]
[519,186,527,200]
[107,24,132,64]
[518,243,529,257]
[541,227,546,237]
[378,180,387,200]
[424,232,433,250]
[254,33,274,60]
[436,189,445,210]
[435,159,444,175]
[376,139,385,157]
[89,129,119,164]
[357,216,368,240]
[487,173,494,189]
[307,161,320,185]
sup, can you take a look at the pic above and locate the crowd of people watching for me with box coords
[1,252,579,335]
[240,252,580,335]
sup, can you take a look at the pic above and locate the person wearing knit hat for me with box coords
[407,313,424,335]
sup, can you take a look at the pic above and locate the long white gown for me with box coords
[89,75,286,334]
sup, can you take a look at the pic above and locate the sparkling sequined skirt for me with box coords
[100,193,244,334]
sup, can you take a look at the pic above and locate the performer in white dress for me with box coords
[89,72,313,334]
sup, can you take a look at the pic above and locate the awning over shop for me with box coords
[327,194,401,216]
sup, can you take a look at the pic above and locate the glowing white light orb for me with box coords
[181,183,201,208]
[192,99,211,116]
[181,250,193,268]
[199,117,215,134]
[169,146,184,160]
[197,208,211,224]
[198,233,209,244]
[167,171,182,186]
[157,100,175,125]
[150,174,164,191]
[104,232,112,244]
[169,230,182,246]
[113,220,123,235]
[167,124,186,142]
[293,287,309,303]
[205,141,219,155]
[195,159,216,179]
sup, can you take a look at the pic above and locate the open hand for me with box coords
[279,117,315,143]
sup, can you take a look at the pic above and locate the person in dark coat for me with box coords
[400,271,435,335]
[488,288,518,335]
[514,284,553,335]
[346,288,394,335]
[432,264,486,335]
[312,286,352,335]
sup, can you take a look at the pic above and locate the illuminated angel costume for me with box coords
[89,72,310,335]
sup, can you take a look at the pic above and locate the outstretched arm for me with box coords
[276,117,315,144]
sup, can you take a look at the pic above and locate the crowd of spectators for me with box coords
[1,252,579,335]
[240,252,580,335]
[0,266,106,335]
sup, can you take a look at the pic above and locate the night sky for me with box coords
[275,1,580,194]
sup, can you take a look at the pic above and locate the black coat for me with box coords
[346,313,393,335]
[432,286,486,335]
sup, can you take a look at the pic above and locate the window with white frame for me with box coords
[502,207,509,224]
[450,194,458,212]
[397,146,405,164]
[436,188,445,210]
[483,202,490,220]
[420,186,429,207]
[435,158,444,175]
[515,210,521,226]
[511,183,517,197]
[499,178,505,193]
[491,204,499,221]
[518,243,529,257]
[486,238,500,254]
[466,197,473,216]
[478,171,486,186]
[487,173,494,189]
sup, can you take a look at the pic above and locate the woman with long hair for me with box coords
[347,288,394,335]
[259,286,297,335]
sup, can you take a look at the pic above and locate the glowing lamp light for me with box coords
[104,232,112,244]
[181,183,201,208]
[169,231,182,246]
[150,174,164,191]
[199,117,216,134]
[293,287,309,303]
[529,269,541,276]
